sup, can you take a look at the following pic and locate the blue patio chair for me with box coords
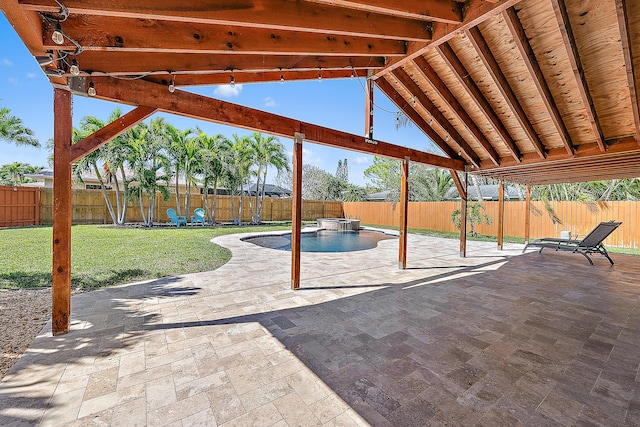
[167,208,187,227]
[190,208,206,226]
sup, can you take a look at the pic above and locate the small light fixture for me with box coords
[351,67,356,78]
[279,69,284,84]
[318,68,322,81]
[69,59,80,76]
[168,73,175,93]
[88,80,96,97]
[229,70,235,88]
[52,23,64,45]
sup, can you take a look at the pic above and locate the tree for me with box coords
[0,162,43,185]
[451,203,492,237]
[249,132,289,223]
[0,107,39,147]
[162,121,195,216]
[336,158,348,183]
[196,131,229,225]
[225,134,253,225]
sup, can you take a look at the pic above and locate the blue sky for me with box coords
[0,14,441,186]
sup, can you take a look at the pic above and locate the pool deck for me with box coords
[2,232,640,426]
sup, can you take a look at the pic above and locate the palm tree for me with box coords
[0,107,39,147]
[196,131,229,225]
[0,162,43,185]
[162,121,194,216]
[249,132,289,223]
[226,134,253,225]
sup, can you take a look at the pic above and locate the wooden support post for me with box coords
[291,132,304,290]
[365,70,374,139]
[398,158,409,269]
[498,181,505,250]
[52,88,73,335]
[525,185,531,245]
[460,172,468,257]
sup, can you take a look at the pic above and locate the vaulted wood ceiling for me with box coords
[3,0,640,184]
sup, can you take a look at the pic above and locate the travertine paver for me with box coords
[2,231,640,425]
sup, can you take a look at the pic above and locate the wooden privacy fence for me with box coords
[0,186,41,227]
[37,188,342,225]
[344,201,640,249]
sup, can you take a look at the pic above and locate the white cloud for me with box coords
[288,147,321,166]
[8,77,18,85]
[353,156,369,165]
[213,84,243,98]
[26,72,36,78]
[263,96,276,107]
[2,59,13,67]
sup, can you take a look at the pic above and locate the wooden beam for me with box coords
[391,68,482,168]
[146,69,367,86]
[375,78,462,160]
[398,158,409,269]
[413,56,500,165]
[525,185,531,245]
[550,0,606,152]
[460,172,467,257]
[70,106,157,163]
[21,0,433,41]
[374,0,522,77]
[305,0,463,24]
[44,15,407,57]
[503,7,575,156]
[52,88,72,336]
[63,51,386,76]
[466,27,547,159]
[90,77,465,170]
[365,73,374,139]
[449,169,466,200]
[437,43,522,162]
[497,181,504,250]
[614,0,640,143]
[291,133,303,290]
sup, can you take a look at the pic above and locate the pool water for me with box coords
[243,230,395,252]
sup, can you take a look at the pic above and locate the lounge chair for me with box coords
[190,208,206,226]
[167,208,187,227]
[523,220,622,265]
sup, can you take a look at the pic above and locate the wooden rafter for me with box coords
[614,0,640,143]
[412,56,500,165]
[145,69,366,87]
[374,78,462,160]
[391,68,481,168]
[550,0,606,152]
[20,0,432,41]
[374,0,522,77]
[44,15,407,57]
[62,52,385,76]
[304,0,463,24]
[437,43,522,162]
[449,169,467,200]
[466,27,547,159]
[88,76,464,171]
[70,106,157,163]
[503,7,575,156]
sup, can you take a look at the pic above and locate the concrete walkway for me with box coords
[1,231,640,426]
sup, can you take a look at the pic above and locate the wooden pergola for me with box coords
[2,0,639,335]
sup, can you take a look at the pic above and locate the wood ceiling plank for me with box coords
[466,26,547,159]
[304,0,463,24]
[374,0,522,77]
[503,7,575,156]
[375,77,462,160]
[614,0,640,144]
[20,0,432,41]
[391,68,481,168]
[68,51,385,76]
[413,56,500,165]
[88,76,464,170]
[550,0,606,152]
[43,15,407,56]
[437,43,522,162]
[145,69,366,87]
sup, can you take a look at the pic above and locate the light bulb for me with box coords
[230,74,235,88]
[280,74,284,84]
[88,81,96,97]
[52,23,64,45]
[69,59,80,76]
[168,80,175,93]
[318,69,322,81]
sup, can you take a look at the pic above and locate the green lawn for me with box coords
[0,223,291,290]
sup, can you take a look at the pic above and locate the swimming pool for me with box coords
[243,230,396,252]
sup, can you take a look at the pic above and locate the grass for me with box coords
[0,223,291,290]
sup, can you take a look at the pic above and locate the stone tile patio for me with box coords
[1,231,640,426]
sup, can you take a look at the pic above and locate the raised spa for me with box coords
[316,218,360,231]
